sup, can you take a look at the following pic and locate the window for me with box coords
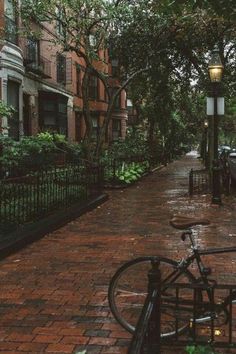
[26,37,40,65]
[42,101,56,126]
[104,86,108,103]
[7,80,19,140]
[112,119,121,140]
[23,94,31,136]
[4,0,17,44]
[57,53,66,84]
[127,98,133,111]
[39,92,68,136]
[75,112,82,142]
[111,59,119,77]
[91,114,99,140]
[89,34,96,48]
[114,91,121,109]
[76,66,82,96]
[5,0,14,19]
[89,75,98,100]
[56,7,65,37]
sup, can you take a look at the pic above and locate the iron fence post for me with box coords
[147,259,162,354]
[113,158,116,181]
[0,141,3,179]
[189,168,193,196]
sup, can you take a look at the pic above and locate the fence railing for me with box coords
[189,168,210,196]
[128,260,161,354]
[127,265,236,353]
[0,160,103,234]
[189,163,231,196]
[24,55,52,78]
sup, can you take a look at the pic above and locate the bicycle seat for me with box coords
[170,215,210,230]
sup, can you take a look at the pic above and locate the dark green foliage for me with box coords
[185,345,222,354]
[0,132,84,173]
[0,100,14,117]
[107,130,149,159]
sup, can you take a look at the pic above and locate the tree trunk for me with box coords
[82,67,93,160]
[94,91,117,160]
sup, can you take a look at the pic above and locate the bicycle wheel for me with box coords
[108,256,198,338]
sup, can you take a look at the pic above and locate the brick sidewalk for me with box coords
[0,153,236,353]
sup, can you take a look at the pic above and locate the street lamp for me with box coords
[203,119,209,167]
[208,46,224,204]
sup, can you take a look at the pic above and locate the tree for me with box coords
[20,0,236,160]
[20,0,152,159]
[112,0,236,155]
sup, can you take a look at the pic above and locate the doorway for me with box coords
[7,80,20,139]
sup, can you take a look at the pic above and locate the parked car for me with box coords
[218,145,231,156]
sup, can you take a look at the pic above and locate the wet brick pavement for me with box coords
[0,152,236,353]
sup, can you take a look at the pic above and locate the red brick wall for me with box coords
[17,17,126,142]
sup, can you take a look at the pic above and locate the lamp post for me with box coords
[208,46,224,204]
[204,119,208,167]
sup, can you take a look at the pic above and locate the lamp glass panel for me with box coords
[209,66,223,82]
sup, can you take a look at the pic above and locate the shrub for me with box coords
[0,100,14,117]
[108,130,149,159]
[0,132,84,175]
[185,345,221,354]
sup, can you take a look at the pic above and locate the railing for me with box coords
[26,56,52,78]
[4,16,18,44]
[0,160,103,234]
[162,283,236,351]
[23,45,52,78]
[128,260,161,354]
[126,266,236,353]
[220,155,231,195]
[189,163,231,196]
[189,168,210,196]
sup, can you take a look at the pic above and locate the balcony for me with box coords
[4,16,18,45]
[23,47,51,78]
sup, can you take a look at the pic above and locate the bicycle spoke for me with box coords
[109,257,196,336]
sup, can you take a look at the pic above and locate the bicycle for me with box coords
[108,215,236,338]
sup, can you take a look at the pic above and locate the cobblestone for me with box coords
[0,153,235,353]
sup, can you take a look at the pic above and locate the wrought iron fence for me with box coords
[189,169,210,196]
[162,283,236,351]
[128,260,161,354]
[127,264,236,354]
[0,160,103,234]
[189,165,232,197]
[25,56,52,78]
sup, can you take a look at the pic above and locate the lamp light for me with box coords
[208,46,224,83]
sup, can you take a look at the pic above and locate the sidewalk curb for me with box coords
[150,164,166,173]
[0,193,109,260]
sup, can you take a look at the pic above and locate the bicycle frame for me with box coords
[181,229,236,280]
[161,230,236,315]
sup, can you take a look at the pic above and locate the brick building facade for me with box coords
[0,0,128,143]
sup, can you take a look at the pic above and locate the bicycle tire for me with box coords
[108,256,199,337]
